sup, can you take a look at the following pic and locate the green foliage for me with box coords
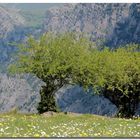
[9,32,93,113]
[86,44,140,95]
[82,44,140,117]
[9,32,140,117]
[70,44,140,118]
[9,32,92,83]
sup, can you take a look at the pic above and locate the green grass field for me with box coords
[0,113,139,137]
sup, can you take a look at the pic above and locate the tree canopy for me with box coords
[10,32,93,86]
[9,32,93,113]
[9,32,140,117]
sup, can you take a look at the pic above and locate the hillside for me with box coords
[2,4,63,28]
[0,5,25,72]
[43,3,140,47]
[0,5,25,39]
[43,3,130,46]
[0,5,43,72]
[107,4,140,46]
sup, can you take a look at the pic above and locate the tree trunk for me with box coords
[103,86,139,118]
[37,85,58,114]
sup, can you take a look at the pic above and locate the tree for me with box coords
[9,32,92,113]
[74,45,140,118]
[9,32,140,117]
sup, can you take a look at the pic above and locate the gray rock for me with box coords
[0,5,25,39]
[55,85,118,117]
[135,103,140,117]
[43,3,130,46]
[0,73,43,113]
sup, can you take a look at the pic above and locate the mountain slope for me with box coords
[106,4,140,47]
[0,5,25,39]
[43,3,130,46]
[0,6,25,72]
[0,5,43,72]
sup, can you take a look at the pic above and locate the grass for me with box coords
[0,112,140,137]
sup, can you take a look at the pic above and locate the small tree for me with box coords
[73,45,140,118]
[9,32,92,113]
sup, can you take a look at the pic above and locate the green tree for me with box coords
[9,32,92,113]
[9,32,140,118]
[74,45,140,118]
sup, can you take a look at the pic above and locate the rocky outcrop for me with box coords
[55,85,118,117]
[0,5,24,39]
[106,4,140,47]
[0,73,43,113]
[43,3,140,48]
[43,3,130,46]
[0,5,42,72]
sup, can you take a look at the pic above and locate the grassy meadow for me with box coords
[0,112,139,137]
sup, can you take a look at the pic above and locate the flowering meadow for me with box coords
[0,113,140,137]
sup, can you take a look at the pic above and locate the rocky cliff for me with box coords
[43,3,130,46]
[43,3,140,47]
[106,4,140,47]
[0,73,43,113]
[0,5,25,39]
[0,6,24,69]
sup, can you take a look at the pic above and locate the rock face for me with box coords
[0,5,42,73]
[0,5,24,39]
[106,4,140,47]
[55,85,118,117]
[43,3,130,46]
[43,3,140,48]
[135,103,140,116]
[0,73,43,113]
